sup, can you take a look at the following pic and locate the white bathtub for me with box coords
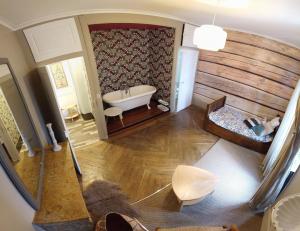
[102,85,157,111]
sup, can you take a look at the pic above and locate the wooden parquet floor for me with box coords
[76,106,218,202]
[66,116,99,149]
[107,100,165,134]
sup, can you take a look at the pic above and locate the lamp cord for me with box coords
[212,0,221,25]
[212,12,216,25]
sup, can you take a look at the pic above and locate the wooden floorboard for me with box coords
[107,100,166,135]
[66,101,167,148]
[76,106,219,202]
[66,116,99,149]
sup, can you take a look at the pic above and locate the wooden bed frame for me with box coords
[203,96,271,154]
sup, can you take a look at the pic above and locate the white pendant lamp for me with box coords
[193,7,227,51]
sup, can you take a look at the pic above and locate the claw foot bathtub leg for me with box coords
[119,114,124,127]
[147,104,151,110]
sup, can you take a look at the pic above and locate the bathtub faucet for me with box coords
[124,86,130,95]
[121,83,130,97]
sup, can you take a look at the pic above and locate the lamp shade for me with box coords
[193,25,227,51]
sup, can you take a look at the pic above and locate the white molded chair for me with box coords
[172,165,218,208]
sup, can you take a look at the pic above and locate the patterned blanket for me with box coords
[209,106,273,143]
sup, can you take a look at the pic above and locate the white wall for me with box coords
[47,57,92,115]
[64,57,92,115]
[48,62,78,110]
[0,165,35,231]
[0,24,48,147]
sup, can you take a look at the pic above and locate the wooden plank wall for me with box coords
[193,30,300,119]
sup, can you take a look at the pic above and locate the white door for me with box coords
[176,47,199,112]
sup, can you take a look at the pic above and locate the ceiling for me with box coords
[0,0,299,47]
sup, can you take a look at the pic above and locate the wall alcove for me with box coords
[88,23,175,104]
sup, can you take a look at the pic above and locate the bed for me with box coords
[203,96,273,154]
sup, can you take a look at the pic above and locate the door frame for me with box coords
[77,17,108,139]
[77,15,184,138]
[44,63,83,174]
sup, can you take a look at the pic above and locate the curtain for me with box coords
[249,96,300,212]
[262,80,300,176]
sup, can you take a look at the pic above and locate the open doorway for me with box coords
[46,57,99,149]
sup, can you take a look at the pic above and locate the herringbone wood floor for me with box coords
[76,106,218,202]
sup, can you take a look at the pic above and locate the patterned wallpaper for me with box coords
[0,88,20,146]
[90,24,175,103]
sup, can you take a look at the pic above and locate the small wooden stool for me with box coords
[61,104,80,122]
[104,107,124,127]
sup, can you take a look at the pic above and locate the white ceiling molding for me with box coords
[0,16,15,30]
[23,18,82,62]
[13,9,187,30]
